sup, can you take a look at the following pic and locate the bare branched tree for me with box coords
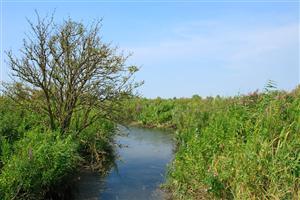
[6,13,142,133]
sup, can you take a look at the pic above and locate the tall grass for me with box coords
[124,86,300,199]
[0,130,80,200]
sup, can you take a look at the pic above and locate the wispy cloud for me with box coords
[125,19,299,97]
[128,21,298,69]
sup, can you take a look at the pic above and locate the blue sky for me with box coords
[1,1,299,98]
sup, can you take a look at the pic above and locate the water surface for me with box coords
[73,126,174,200]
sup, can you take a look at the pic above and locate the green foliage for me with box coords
[124,86,300,199]
[0,96,39,143]
[77,118,116,172]
[0,137,12,169]
[124,98,176,128]
[1,13,139,199]
[0,95,118,199]
[0,129,80,200]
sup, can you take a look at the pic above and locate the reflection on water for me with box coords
[73,126,174,200]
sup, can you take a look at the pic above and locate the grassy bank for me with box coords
[123,86,300,199]
[0,96,116,200]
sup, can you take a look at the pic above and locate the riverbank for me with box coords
[128,121,176,133]
[123,86,300,199]
[1,85,299,200]
[0,96,117,200]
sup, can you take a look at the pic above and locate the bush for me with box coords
[0,97,27,143]
[77,118,116,172]
[0,95,117,199]
[0,129,80,200]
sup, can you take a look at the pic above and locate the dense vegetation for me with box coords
[123,85,300,199]
[1,12,299,200]
[0,14,139,199]
[0,95,116,199]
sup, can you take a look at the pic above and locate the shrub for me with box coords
[77,118,116,172]
[0,129,80,200]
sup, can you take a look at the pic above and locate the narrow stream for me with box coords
[72,126,175,200]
